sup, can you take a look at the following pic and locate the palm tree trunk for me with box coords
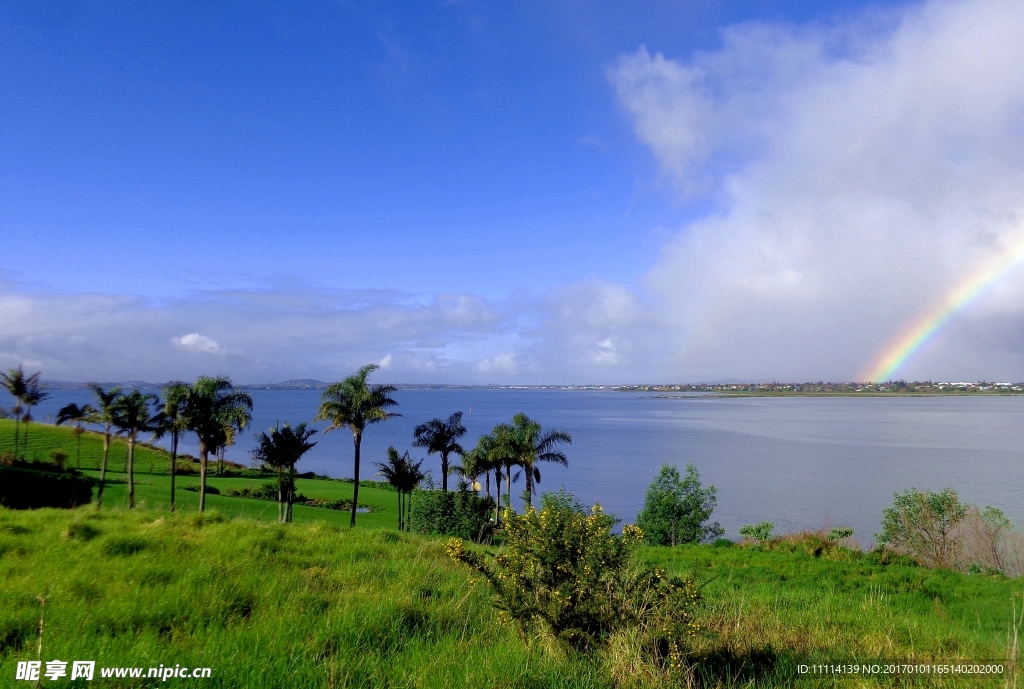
[169,432,178,512]
[277,466,284,523]
[494,469,502,525]
[350,432,361,528]
[11,405,20,460]
[199,444,209,512]
[287,465,295,523]
[396,490,402,530]
[441,451,448,493]
[524,464,533,508]
[127,436,136,509]
[506,464,512,511]
[97,428,111,509]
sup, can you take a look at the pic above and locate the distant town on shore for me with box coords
[33,378,1024,395]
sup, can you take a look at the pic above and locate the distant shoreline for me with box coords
[36,380,1024,395]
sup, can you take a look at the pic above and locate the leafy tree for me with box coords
[56,402,98,469]
[19,381,49,460]
[412,411,467,493]
[151,382,189,512]
[1,365,38,460]
[375,447,426,530]
[636,463,723,546]
[878,488,966,568]
[448,489,702,659]
[250,422,318,523]
[179,377,253,512]
[111,390,161,509]
[88,384,123,509]
[492,413,571,508]
[315,364,399,527]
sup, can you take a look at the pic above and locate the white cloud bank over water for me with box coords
[4,0,1024,383]
[612,0,1024,381]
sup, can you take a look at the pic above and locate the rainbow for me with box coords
[861,233,1024,382]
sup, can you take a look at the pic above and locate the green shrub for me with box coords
[878,488,965,568]
[182,483,221,495]
[410,490,495,542]
[828,527,855,542]
[636,463,723,546]
[739,521,774,544]
[447,489,703,661]
[49,449,69,469]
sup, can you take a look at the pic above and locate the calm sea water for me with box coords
[15,389,1024,544]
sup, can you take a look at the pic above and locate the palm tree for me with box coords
[56,403,98,469]
[412,411,466,493]
[493,413,571,509]
[89,384,122,508]
[1,366,41,460]
[250,422,317,523]
[111,390,161,509]
[151,382,189,512]
[315,364,400,528]
[179,376,253,512]
[20,382,50,460]
[375,447,425,531]
[452,446,485,492]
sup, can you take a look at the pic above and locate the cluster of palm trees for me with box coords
[4,367,255,513]
[453,413,572,525]
[1,365,51,461]
[3,363,573,530]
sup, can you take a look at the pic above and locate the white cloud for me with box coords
[173,333,226,355]
[378,353,393,369]
[610,0,1024,380]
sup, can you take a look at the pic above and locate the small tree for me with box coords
[56,403,98,469]
[316,364,400,527]
[636,463,723,546]
[111,390,161,509]
[412,411,467,493]
[88,384,123,509]
[19,382,49,460]
[877,488,966,569]
[250,423,317,523]
[375,447,425,531]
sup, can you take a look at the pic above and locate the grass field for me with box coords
[0,419,404,529]
[2,420,1023,686]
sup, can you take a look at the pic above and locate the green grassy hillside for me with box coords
[0,419,404,528]
[0,507,1019,687]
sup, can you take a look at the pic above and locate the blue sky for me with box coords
[3,0,1024,383]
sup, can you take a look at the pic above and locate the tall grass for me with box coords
[0,507,1020,687]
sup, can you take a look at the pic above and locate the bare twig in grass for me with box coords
[35,594,47,688]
